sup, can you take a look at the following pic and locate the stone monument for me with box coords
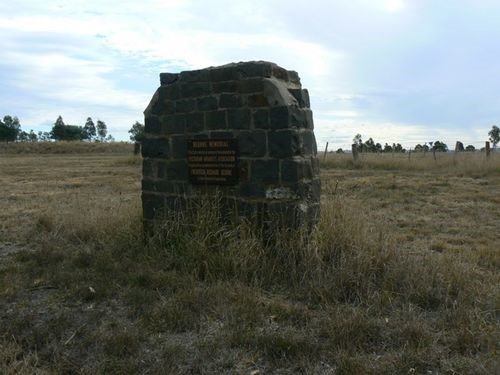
[142,61,320,232]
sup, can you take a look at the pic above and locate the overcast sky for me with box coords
[1,0,499,148]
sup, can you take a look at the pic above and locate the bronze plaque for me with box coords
[187,139,238,185]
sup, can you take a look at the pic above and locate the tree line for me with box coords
[0,114,146,143]
[337,126,500,153]
[346,134,450,153]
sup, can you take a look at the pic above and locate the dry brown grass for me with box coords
[0,145,498,373]
[0,141,133,154]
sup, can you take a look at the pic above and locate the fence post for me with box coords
[455,141,464,152]
[486,141,491,159]
[323,142,329,162]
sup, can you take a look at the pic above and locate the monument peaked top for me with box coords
[160,61,300,86]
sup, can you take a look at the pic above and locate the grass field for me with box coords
[0,144,498,374]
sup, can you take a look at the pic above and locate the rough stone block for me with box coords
[162,114,185,134]
[253,109,269,128]
[289,108,309,128]
[270,106,290,129]
[185,112,204,133]
[238,79,265,93]
[269,130,300,158]
[251,159,279,184]
[238,130,266,157]
[281,159,313,182]
[166,160,189,181]
[172,135,187,159]
[197,96,218,111]
[238,62,272,78]
[160,73,179,85]
[179,69,209,82]
[142,159,154,178]
[180,83,211,98]
[227,108,251,129]
[205,110,227,130]
[271,65,289,81]
[287,70,300,84]
[193,133,209,139]
[239,183,266,198]
[145,116,161,134]
[219,93,243,108]
[157,161,167,179]
[176,99,196,113]
[301,131,317,155]
[210,131,234,139]
[142,138,170,158]
[248,94,269,107]
[209,67,241,82]
[238,159,250,182]
[304,109,314,129]
[212,81,238,93]
[289,89,310,108]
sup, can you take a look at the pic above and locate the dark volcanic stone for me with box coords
[145,116,161,134]
[160,73,179,85]
[141,138,170,158]
[205,110,227,130]
[185,112,204,133]
[171,135,187,159]
[238,130,266,157]
[227,108,251,129]
[269,130,300,158]
[197,96,218,111]
[270,106,290,129]
[251,159,279,184]
[219,94,243,108]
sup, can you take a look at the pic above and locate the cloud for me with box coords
[382,0,406,13]
[1,0,499,144]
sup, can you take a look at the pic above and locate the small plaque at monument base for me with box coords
[187,139,239,185]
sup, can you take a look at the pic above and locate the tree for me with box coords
[50,116,85,141]
[28,130,38,142]
[432,141,448,152]
[83,117,96,141]
[393,143,406,153]
[414,144,430,152]
[96,120,107,141]
[50,116,66,140]
[383,143,393,153]
[488,125,500,149]
[18,131,29,142]
[364,137,375,152]
[335,148,344,154]
[0,115,21,142]
[128,121,145,143]
[465,145,476,152]
[64,125,85,141]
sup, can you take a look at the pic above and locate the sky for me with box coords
[1,0,499,149]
